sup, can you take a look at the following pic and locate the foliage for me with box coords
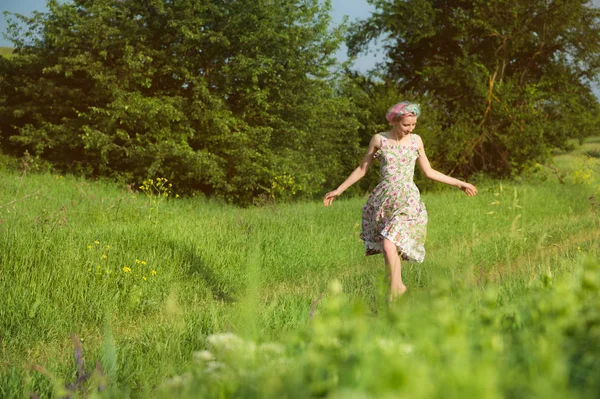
[0,0,361,205]
[347,0,600,178]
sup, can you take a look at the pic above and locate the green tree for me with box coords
[348,0,600,177]
[1,0,361,204]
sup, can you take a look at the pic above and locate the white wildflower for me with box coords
[204,360,226,374]
[329,279,343,294]
[193,350,215,362]
[207,332,244,351]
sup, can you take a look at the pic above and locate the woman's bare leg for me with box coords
[382,237,406,300]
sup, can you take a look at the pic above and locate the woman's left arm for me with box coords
[415,135,478,197]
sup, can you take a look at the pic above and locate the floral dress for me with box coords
[360,133,428,262]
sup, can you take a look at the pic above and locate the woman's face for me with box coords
[393,116,418,135]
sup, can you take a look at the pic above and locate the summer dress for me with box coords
[360,133,428,262]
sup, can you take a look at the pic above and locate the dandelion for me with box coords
[94,240,100,245]
[578,246,582,252]
[151,269,157,276]
[105,245,110,249]
[122,266,132,273]
[142,276,147,281]
[102,254,108,260]
[175,194,179,198]
[87,245,92,250]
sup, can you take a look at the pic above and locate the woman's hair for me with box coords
[385,102,421,123]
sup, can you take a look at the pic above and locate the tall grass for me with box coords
[0,142,599,397]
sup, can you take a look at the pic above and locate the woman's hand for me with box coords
[323,189,342,206]
[459,182,478,197]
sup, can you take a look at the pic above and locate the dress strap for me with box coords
[380,133,388,147]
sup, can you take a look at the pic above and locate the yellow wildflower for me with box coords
[94,240,100,245]
[122,266,132,273]
[151,269,157,276]
[142,276,147,281]
[102,254,108,260]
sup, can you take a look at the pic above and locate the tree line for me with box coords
[1,0,599,205]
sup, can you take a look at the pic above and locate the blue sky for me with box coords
[0,0,380,72]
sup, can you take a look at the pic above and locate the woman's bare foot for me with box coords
[388,284,407,301]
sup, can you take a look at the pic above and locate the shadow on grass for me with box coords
[163,239,234,303]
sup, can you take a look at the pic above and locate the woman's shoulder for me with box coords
[370,132,387,147]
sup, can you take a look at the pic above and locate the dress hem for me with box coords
[363,236,425,263]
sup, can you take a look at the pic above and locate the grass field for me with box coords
[0,47,13,59]
[0,138,599,398]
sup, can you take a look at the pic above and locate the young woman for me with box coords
[323,102,478,300]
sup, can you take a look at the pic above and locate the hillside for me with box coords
[0,46,13,58]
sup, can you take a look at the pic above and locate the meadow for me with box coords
[0,138,599,398]
[0,47,13,59]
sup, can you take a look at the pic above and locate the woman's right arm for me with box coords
[323,134,381,206]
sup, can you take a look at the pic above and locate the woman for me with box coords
[323,102,478,300]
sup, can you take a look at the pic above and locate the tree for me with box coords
[348,0,600,177]
[1,0,361,204]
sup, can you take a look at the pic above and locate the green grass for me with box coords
[0,47,14,59]
[1,139,599,397]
